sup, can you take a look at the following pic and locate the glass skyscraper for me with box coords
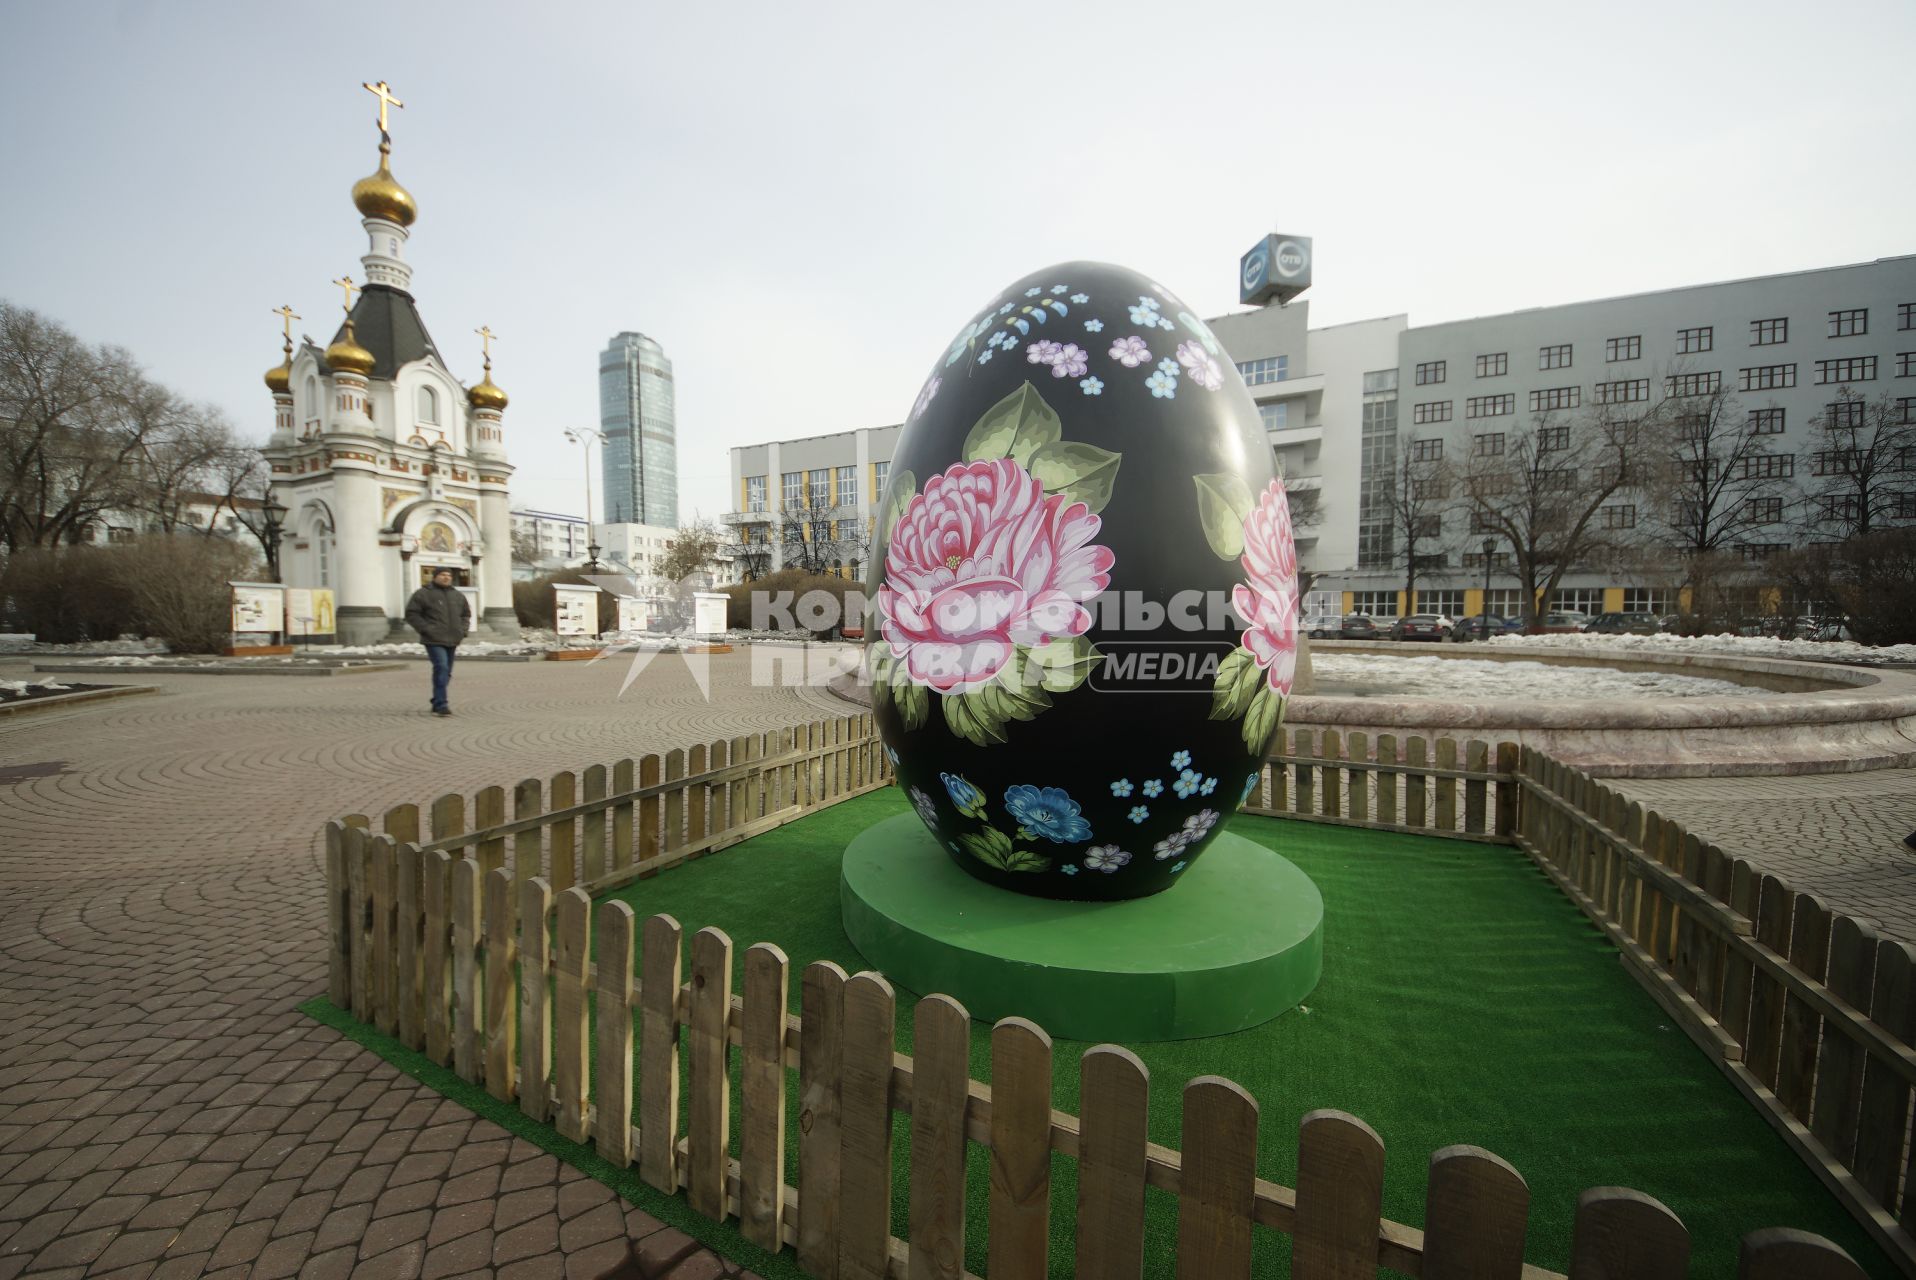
[598,332,678,527]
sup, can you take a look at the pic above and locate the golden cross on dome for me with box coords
[332,276,359,312]
[475,325,496,362]
[362,80,404,135]
[272,304,300,342]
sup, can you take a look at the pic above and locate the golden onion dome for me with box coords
[351,146,417,227]
[264,356,293,394]
[467,373,508,412]
[325,319,377,377]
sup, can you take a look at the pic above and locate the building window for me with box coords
[1473,432,1505,456]
[1623,588,1673,613]
[1816,356,1877,384]
[1466,394,1514,418]
[1539,344,1572,370]
[1666,371,1722,397]
[1410,438,1444,462]
[1897,352,1916,378]
[1736,543,1790,560]
[1893,491,1916,519]
[1738,364,1796,392]
[745,475,767,512]
[1828,309,1868,338]
[1259,402,1289,431]
[1750,318,1788,346]
[1538,425,1570,452]
[1898,398,1916,426]
[1745,496,1784,525]
[1677,326,1713,354]
[808,469,831,509]
[781,471,802,509]
[1823,398,1866,430]
[1362,369,1399,394]
[1417,589,1465,616]
[1899,303,1915,331]
[1747,407,1785,435]
[1550,588,1606,614]
[1412,477,1449,500]
[871,460,890,501]
[1411,401,1451,425]
[1604,336,1641,362]
[1235,356,1288,386]
[1529,386,1581,412]
[1740,454,1795,480]
[1474,352,1508,378]
[1601,504,1636,530]
[1413,514,1443,540]
[1817,494,1862,521]
[1350,590,1399,619]
[1540,467,1578,492]
[1812,449,1859,477]
[836,465,857,509]
[1593,378,1649,405]
[1414,360,1446,385]
[416,385,439,424]
[1483,588,1523,616]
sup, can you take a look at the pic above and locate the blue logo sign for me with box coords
[1240,240,1271,301]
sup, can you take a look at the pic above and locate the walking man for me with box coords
[405,567,471,716]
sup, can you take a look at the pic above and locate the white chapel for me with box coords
[262,82,519,645]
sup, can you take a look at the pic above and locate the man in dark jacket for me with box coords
[405,568,471,716]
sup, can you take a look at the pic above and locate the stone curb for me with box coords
[0,683,162,717]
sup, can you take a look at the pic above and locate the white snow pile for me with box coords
[1,678,71,696]
[1309,653,1756,700]
[330,639,548,657]
[1481,630,1916,665]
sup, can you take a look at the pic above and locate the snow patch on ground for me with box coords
[1310,653,1757,700]
[1,678,71,695]
[1481,631,1916,665]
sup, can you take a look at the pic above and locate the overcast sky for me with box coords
[3,0,1912,523]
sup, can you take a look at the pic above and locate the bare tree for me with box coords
[1383,433,1451,611]
[1642,385,1791,556]
[1798,387,1916,540]
[772,486,863,576]
[1450,409,1637,629]
[656,517,722,588]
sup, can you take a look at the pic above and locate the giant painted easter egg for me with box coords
[866,262,1298,901]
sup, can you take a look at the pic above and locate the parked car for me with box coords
[1449,614,1522,641]
[1539,610,1590,633]
[1586,612,1664,635]
[1303,613,1343,640]
[1389,613,1453,642]
[1339,614,1381,640]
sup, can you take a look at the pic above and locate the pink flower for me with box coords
[1051,344,1089,378]
[1176,341,1222,390]
[878,458,1115,693]
[1109,335,1152,367]
[1231,480,1299,694]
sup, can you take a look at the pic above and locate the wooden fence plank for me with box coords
[1406,737,1427,827]
[1434,738,1459,833]
[684,746,708,857]
[1697,843,1731,1017]
[1737,1227,1869,1280]
[1319,730,1343,819]
[1295,729,1316,816]
[1495,741,1518,838]
[1720,860,1761,1046]
[663,749,687,861]
[422,849,452,1066]
[348,827,372,1021]
[513,779,542,883]
[1777,892,1834,1124]
[740,943,790,1252]
[1810,916,1879,1169]
[430,792,466,859]
[581,764,607,883]
[484,867,517,1103]
[638,754,662,871]
[549,771,577,892]
[909,994,971,1280]
[382,803,420,846]
[1463,740,1489,835]
[990,1017,1053,1280]
[370,836,396,1036]
[1747,874,1795,1089]
[1347,732,1369,825]
[798,961,848,1278]
[1567,1188,1688,1280]
[730,736,751,830]
[611,759,635,873]
[395,842,424,1051]
[1292,1109,1382,1280]
[1177,1077,1259,1280]
[475,785,506,876]
[839,972,897,1280]
[553,887,591,1143]
[1076,1045,1149,1280]
[451,856,482,1083]
[1375,735,1398,826]
[640,913,684,1194]
[1422,1145,1528,1280]
[326,823,351,1008]
[688,927,734,1223]
[705,742,731,850]
[1852,940,1916,1214]
[517,877,552,1124]
[594,902,637,1168]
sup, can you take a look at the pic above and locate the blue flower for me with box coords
[1001,337,1019,353]
[1060,864,1080,876]
[1157,358,1180,375]
[941,772,988,820]
[1051,284,1069,295]
[1083,319,1104,333]
[1025,287,1043,297]
[986,331,1006,349]
[1003,785,1092,843]
[1158,316,1176,331]
[1080,377,1104,396]
[1070,293,1090,304]
[1128,805,1149,824]
[1171,750,1192,769]
[1146,370,1177,399]
[909,786,939,827]
[1242,772,1261,802]
[1110,778,1134,797]
[1127,305,1156,326]
[1171,860,1188,873]
[999,303,1014,315]
[1174,768,1203,799]
[977,349,993,364]
[1200,776,1218,796]
[1141,778,1164,798]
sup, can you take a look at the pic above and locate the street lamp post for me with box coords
[261,494,289,584]
[1479,536,1496,641]
[562,427,605,572]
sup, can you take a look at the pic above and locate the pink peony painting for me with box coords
[1231,479,1300,695]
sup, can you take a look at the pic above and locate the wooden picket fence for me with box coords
[319,716,1879,1278]
[1514,749,1916,1277]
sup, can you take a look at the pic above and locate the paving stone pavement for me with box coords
[1612,767,1916,945]
[0,649,848,1280]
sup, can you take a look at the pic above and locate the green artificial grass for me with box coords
[308,789,1890,1279]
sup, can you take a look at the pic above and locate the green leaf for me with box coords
[895,673,929,732]
[1026,636,1104,694]
[943,687,1009,746]
[962,382,1062,466]
[958,827,1049,872]
[1029,441,1123,515]
[1241,681,1285,755]
[1209,646,1263,721]
[1001,847,1052,872]
[872,469,918,569]
[1194,472,1256,560]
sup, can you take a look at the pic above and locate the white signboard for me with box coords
[230,582,286,634]
[554,584,600,637]
[693,591,729,639]
[616,596,650,633]
[458,587,480,633]
[284,588,338,637]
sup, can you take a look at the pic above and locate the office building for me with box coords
[599,332,679,528]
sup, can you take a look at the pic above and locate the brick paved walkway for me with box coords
[0,650,843,1280]
[1613,769,1916,946]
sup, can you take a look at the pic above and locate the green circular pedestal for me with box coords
[840,813,1323,1041]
